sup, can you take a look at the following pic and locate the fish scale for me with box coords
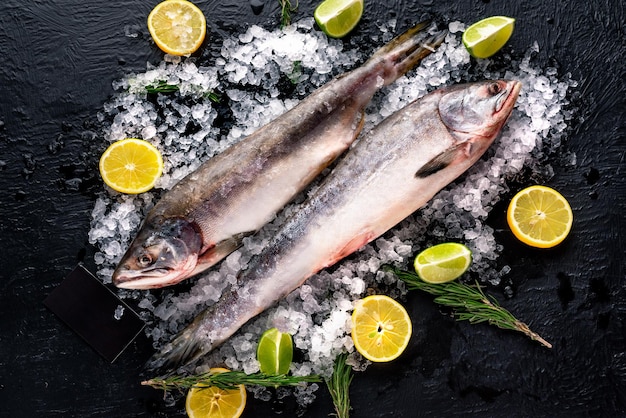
[112,21,447,290]
[150,79,522,371]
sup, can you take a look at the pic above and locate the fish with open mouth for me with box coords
[149,79,522,370]
[112,21,447,289]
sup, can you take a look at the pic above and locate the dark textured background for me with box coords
[0,0,624,417]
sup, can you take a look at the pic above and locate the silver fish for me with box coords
[150,79,522,370]
[112,22,446,289]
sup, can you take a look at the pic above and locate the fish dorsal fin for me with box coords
[415,142,469,178]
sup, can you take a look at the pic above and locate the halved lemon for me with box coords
[99,138,163,194]
[414,243,472,284]
[507,185,573,248]
[351,295,412,362]
[185,368,247,418]
[148,0,207,56]
[314,0,364,38]
[462,16,515,59]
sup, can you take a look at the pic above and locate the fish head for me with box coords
[415,80,521,179]
[112,216,203,289]
[439,79,522,147]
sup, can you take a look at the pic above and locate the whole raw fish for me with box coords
[150,79,522,370]
[112,22,446,289]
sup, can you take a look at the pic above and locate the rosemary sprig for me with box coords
[326,353,353,418]
[145,80,179,94]
[141,370,322,393]
[392,269,552,348]
[288,60,303,84]
[144,81,221,103]
[278,0,298,28]
[204,91,221,103]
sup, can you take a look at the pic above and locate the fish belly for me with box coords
[180,94,459,361]
[142,23,447,279]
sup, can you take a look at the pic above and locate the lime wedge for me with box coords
[462,16,515,59]
[314,0,364,38]
[256,328,293,375]
[413,243,472,283]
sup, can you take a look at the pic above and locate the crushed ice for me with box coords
[114,305,125,320]
[89,19,577,406]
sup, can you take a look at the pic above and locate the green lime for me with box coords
[314,0,364,38]
[462,16,515,59]
[256,328,293,375]
[413,243,472,283]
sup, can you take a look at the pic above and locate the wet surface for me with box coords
[0,0,624,417]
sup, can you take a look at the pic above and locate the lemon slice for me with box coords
[185,368,247,418]
[507,185,573,248]
[314,0,364,38]
[462,16,515,59]
[413,243,472,284]
[256,328,293,375]
[351,295,412,362]
[148,0,207,56]
[99,138,163,194]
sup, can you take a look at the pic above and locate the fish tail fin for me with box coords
[146,320,207,373]
[146,288,248,373]
[369,20,448,84]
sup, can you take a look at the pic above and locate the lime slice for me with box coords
[314,0,364,38]
[256,328,293,375]
[413,243,472,283]
[462,16,515,59]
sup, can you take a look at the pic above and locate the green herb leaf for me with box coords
[204,91,221,103]
[391,268,552,348]
[278,0,298,28]
[145,81,179,94]
[142,370,321,393]
[288,60,303,84]
[145,81,220,103]
[326,353,353,418]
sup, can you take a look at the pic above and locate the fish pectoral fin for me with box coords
[198,231,255,267]
[415,142,470,178]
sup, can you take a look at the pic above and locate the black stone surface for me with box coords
[0,0,624,417]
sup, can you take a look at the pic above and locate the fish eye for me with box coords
[488,82,502,96]
[138,254,153,267]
